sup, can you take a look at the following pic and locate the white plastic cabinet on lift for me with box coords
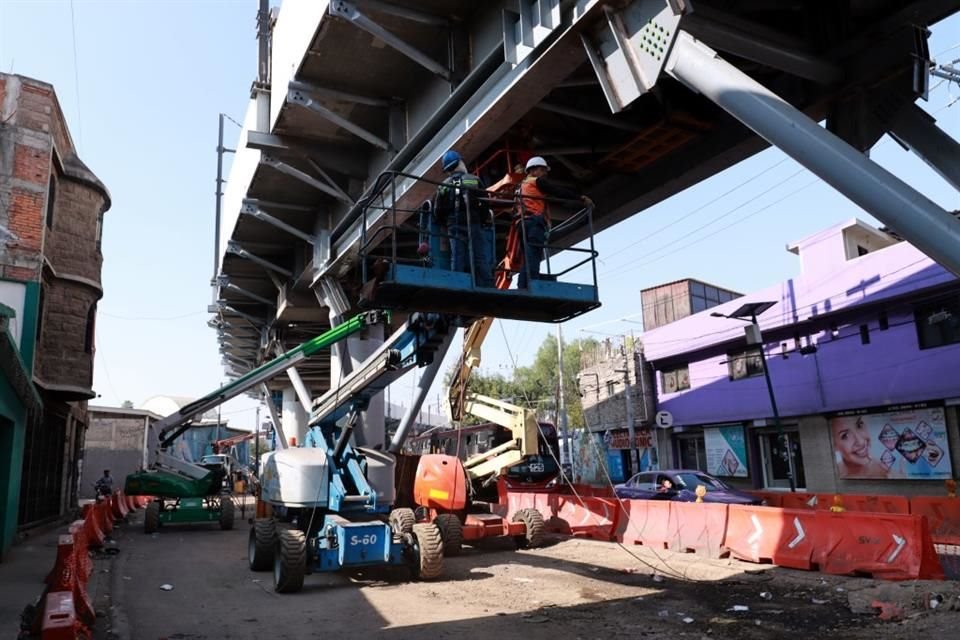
[260,448,330,507]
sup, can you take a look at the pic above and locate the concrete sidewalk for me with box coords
[0,524,64,638]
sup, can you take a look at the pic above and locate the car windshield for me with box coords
[674,472,729,492]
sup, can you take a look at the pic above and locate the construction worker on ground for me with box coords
[434,150,494,287]
[517,156,594,289]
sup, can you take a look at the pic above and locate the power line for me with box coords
[68,0,83,153]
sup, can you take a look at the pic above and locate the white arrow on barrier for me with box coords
[787,517,805,549]
[747,514,763,545]
[887,534,906,563]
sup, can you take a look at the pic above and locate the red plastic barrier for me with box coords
[672,502,728,558]
[44,535,95,628]
[747,491,783,507]
[779,492,824,510]
[910,497,960,545]
[80,505,104,548]
[110,492,129,519]
[68,521,92,582]
[616,499,675,550]
[125,494,139,511]
[839,494,911,514]
[815,511,944,580]
[40,592,87,640]
[546,496,620,541]
[96,501,114,535]
[724,505,818,570]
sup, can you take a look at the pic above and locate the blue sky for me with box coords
[1,2,957,430]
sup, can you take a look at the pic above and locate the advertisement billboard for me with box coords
[704,424,749,477]
[830,404,951,480]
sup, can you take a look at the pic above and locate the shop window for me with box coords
[728,348,764,380]
[661,364,690,393]
[678,435,707,472]
[915,296,960,349]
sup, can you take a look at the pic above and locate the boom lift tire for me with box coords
[274,529,307,593]
[512,508,545,549]
[389,508,415,535]
[219,497,235,531]
[144,501,160,534]
[410,523,444,580]
[434,513,463,556]
[249,518,276,571]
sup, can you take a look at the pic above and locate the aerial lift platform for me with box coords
[124,311,385,534]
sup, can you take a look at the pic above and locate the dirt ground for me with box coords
[91,502,960,640]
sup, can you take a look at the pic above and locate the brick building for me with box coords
[576,338,659,482]
[0,73,110,558]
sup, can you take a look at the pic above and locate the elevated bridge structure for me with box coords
[215,0,960,448]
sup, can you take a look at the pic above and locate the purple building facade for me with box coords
[643,219,960,496]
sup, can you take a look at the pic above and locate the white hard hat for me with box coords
[525,156,550,172]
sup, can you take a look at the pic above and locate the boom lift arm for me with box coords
[146,310,387,479]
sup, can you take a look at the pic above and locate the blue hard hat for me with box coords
[441,150,462,172]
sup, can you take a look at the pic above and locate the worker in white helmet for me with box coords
[516,156,593,288]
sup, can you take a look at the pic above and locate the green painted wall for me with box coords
[19,281,40,375]
[0,378,27,561]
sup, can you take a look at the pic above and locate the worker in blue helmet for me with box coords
[433,150,494,287]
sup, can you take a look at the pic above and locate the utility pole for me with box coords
[618,338,638,476]
[556,325,571,468]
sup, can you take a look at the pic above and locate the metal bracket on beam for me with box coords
[305,158,355,206]
[227,240,293,278]
[218,275,277,307]
[580,2,685,113]
[287,89,392,150]
[315,276,352,321]
[329,0,452,80]
[261,154,356,205]
[246,130,369,178]
[215,301,268,326]
[287,79,391,108]
[241,200,316,245]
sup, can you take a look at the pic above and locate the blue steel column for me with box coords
[665,32,960,277]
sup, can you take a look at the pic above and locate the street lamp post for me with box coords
[711,302,796,492]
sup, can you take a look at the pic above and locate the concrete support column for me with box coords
[281,386,308,446]
[348,334,385,449]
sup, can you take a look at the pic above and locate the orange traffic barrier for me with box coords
[724,504,818,570]
[68,521,92,582]
[125,494,139,511]
[110,492,129,519]
[43,535,95,629]
[616,499,674,550]
[96,501,114,535]
[39,592,87,640]
[910,496,960,545]
[815,511,944,580]
[841,494,910,514]
[746,491,783,507]
[80,505,104,548]
[672,502,728,558]
[779,492,824,510]
[545,496,619,541]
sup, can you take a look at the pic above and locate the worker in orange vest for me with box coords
[516,156,594,288]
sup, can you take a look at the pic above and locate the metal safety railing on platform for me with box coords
[355,169,601,323]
